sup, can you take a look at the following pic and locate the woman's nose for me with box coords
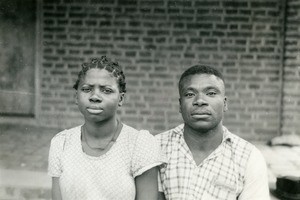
[89,89,102,103]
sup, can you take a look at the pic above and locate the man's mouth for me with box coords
[191,112,211,118]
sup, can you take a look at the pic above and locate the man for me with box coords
[156,65,270,199]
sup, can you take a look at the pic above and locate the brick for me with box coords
[204,38,218,44]
[44,12,65,18]
[44,27,65,32]
[195,16,222,22]
[251,2,278,8]
[227,31,252,37]
[196,9,210,14]
[223,1,248,7]
[57,5,67,11]
[169,15,193,21]
[69,49,80,55]
[69,27,91,33]
[168,0,192,7]
[140,0,164,6]
[62,56,84,62]
[44,19,55,25]
[120,29,143,35]
[187,23,213,29]
[212,31,225,37]
[117,0,137,6]
[226,9,238,15]
[221,46,246,52]
[225,16,249,23]
[90,43,113,48]
[240,9,251,15]
[85,20,97,26]
[195,1,220,7]
[69,12,87,18]
[173,30,197,36]
[112,34,125,40]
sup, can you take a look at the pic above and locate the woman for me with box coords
[48,56,164,199]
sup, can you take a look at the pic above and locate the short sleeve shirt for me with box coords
[48,124,164,200]
[156,124,270,200]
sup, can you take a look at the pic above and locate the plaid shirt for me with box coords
[156,124,255,200]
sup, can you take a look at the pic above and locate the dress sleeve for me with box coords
[131,130,165,178]
[48,132,66,177]
[238,147,270,200]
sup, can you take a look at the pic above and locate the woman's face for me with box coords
[75,68,124,123]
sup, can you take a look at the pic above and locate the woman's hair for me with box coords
[73,56,126,93]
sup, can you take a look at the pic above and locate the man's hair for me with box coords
[178,65,224,92]
[73,56,126,93]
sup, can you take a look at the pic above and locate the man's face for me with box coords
[179,74,227,132]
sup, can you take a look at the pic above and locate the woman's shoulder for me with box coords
[51,125,81,145]
[121,123,153,140]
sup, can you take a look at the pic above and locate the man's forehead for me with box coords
[179,74,225,93]
[182,74,224,84]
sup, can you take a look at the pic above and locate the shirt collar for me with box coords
[174,124,233,144]
[222,126,234,144]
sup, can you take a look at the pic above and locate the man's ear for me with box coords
[223,96,228,112]
[179,98,182,113]
[118,93,125,106]
[75,91,78,105]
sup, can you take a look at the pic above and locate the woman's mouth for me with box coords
[87,108,103,114]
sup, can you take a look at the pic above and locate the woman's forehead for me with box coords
[81,68,117,84]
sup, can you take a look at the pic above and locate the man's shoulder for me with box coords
[155,124,184,144]
[223,127,256,161]
[224,127,254,147]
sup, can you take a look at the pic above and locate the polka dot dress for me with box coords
[48,124,164,200]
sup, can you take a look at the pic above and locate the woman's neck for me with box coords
[84,117,118,138]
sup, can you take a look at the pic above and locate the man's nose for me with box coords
[192,93,208,106]
[89,88,102,103]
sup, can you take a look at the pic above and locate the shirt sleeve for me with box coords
[238,146,270,200]
[131,130,166,178]
[48,132,66,177]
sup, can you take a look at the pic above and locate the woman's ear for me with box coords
[179,98,182,113]
[118,93,125,106]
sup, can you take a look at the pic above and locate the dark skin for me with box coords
[52,68,159,200]
[158,74,227,199]
[179,74,227,165]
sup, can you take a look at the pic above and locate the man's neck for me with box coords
[183,124,224,152]
[183,124,224,165]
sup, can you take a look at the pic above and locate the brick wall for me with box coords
[38,0,286,140]
[282,0,300,135]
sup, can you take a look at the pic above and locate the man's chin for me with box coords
[186,122,219,133]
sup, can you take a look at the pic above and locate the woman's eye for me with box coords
[102,88,113,94]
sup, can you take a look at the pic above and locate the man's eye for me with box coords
[207,92,217,96]
[82,88,91,92]
[185,93,195,97]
